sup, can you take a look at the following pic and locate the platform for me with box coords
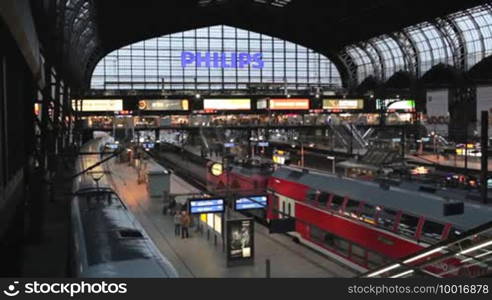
[104,157,356,278]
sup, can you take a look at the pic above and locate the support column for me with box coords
[481,111,489,204]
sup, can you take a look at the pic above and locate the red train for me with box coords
[266,166,492,272]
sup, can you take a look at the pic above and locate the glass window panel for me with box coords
[91,25,341,91]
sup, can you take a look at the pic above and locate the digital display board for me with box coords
[234,195,268,211]
[138,99,189,111]
[269,99,310,110]
[72,100,123,112]
[377,100,416,111]
[257,142,269,147]
[203,99,251,110]
[323,99,364,110]
[189,198,225,214]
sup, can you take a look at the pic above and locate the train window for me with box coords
[334,238,350,257]
[309,225,325,244]
[399,214,420,238]
[378,208,397,231]
[345,199,360,217]
[422,220,445,242]
[447,228,462,240]
[317,192,330,205]
[331,195,345,211]
[287,203,292,217]
[310,225,351,257]
[306,189,319,203]
[367,251,387,269]
[351,244,366,266]
[360,204,377,225]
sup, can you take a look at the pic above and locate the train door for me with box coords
[278,195,296,219]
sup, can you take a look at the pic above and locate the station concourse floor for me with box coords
[104,158,356,278]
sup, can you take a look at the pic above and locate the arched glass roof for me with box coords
[90,25,341,91]
[343,4,492,84]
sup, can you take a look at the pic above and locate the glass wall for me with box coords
[345,4,492,84]
[91,25,342,91]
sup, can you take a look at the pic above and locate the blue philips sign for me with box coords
[181,52,264,69]
[235,195,268,211]
[189,198,225,214]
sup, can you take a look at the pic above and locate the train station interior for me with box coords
[2,0,492,279]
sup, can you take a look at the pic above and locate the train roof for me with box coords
[272,167,492,231]
[74,190,177,277]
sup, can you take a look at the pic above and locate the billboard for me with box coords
[323,99,364,110]
[269,99,310,110]
[204,99,251,110]
[138,99,189,111]
[189,198,225,214]
[226,219,255,266]
[377,99,416,111]
[234,195,268,211]
[72,99,123,112]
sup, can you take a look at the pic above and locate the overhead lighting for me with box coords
[403,247,445,264]
[461,250,492,263]
[195,93,201,99]
[458,240,492,255]
[366,263,401,278]
[390,270,414,278]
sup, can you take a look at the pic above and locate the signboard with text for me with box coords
[323,99,364,111]
[203,99,251,111]
[138,99,189,111]
[189,198,225,215]
[269,99,310,110]
[72,99,123,112]
[181,52,264,69]
[234,195,268,211]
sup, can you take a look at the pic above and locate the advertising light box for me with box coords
[189,198,225,214]
[377,99,416,111]
[227,219,255,266]
[235,195,268,211]
[269,99,310,110]
[138,99,189,111]
[323,99,364,110]
[72,99,123,112]
[204,99,251,110]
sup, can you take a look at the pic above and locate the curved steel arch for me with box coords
[389,31,420,76]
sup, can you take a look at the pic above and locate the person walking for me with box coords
[181,211,191,239]
[174,211,181,237]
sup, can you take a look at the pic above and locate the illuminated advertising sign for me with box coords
[269,99,310,110]
[138,99,189,111]
[234,195,268,211]
[323,99,364,110]
[181,52,264,69]
[227,218,255,266]
[189,198,225,214]
[377,99,416,111]
[203,99,251,110]
[72,100,123,112]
